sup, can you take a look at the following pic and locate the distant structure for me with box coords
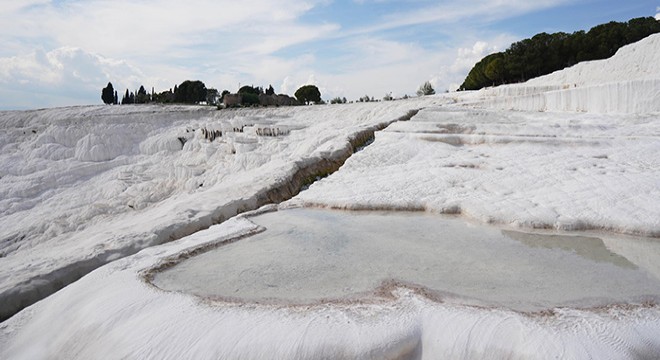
[221,93,299,108]
[223,94,242,107]
[259,94,299,106]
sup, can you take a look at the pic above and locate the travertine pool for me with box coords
[153,208,660,311]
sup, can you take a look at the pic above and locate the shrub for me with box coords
[417,81,435,96]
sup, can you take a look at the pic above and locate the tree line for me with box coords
[103,78,437,107]
[102,81,325,107]
[459,17,660,91]
[102,80,212,105]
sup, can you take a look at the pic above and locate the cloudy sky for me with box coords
[0,0,658,109]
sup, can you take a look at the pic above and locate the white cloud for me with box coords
[0,0,580,109]
[655,6,659,20]
[305,74,319,87]
[452,42,490,73]
[274,37,441,101]
[0,47,159,109]
[278,74,322,98]
[148,24,520,103]
[280,76,296,95]
[0,0,329,60]
[0,1,49,14]
[450,39,509,76]
[305,33,517,101]
[344,0,572,38]
[0,0,335,108]
[288,36,429,94]
[236,23,340,56]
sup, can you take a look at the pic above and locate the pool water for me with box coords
[153,208,660,311]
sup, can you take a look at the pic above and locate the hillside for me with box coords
[460,17,660,91]
[463,33,660,113]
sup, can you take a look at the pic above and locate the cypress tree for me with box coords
[122,89,130,104]
[101,82,115,104]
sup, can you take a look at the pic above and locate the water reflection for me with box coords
[502,230,637,269]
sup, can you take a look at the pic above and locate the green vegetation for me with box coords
[101,82,116,105]
[174,80,207,104]
[103,81,296,107]
[417,81,435,96]
[459,17,660,91]
[238,85,261,95]
[105,80,210,105]
[330,97,347,104]
[294,85,322,105]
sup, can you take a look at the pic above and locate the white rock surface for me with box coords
[0,99,439,320]
[1,33,660,359]
[463,33,660,113]
[2,215,658,359]
[292,108,660,237]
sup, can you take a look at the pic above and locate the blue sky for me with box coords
[0,0,658,110]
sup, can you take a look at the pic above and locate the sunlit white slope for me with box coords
[465,33,660,113]
[294,108,660,236]
[525,33,660,86]
[0,98,440,320]
[293,34,660,234]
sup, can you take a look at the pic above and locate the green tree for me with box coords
[294,85,321,105]
[238,85,261,95]
[121,89,127,104]
[174,80,207,104]
[136,85,149,104]
[484,55,505,85]
[206,88,219,105]
[459,16,660,91]
[101,82,115,105]
[153,89,174,103]
[237,86,260,106]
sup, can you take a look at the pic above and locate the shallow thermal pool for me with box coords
[153,208,660,312]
